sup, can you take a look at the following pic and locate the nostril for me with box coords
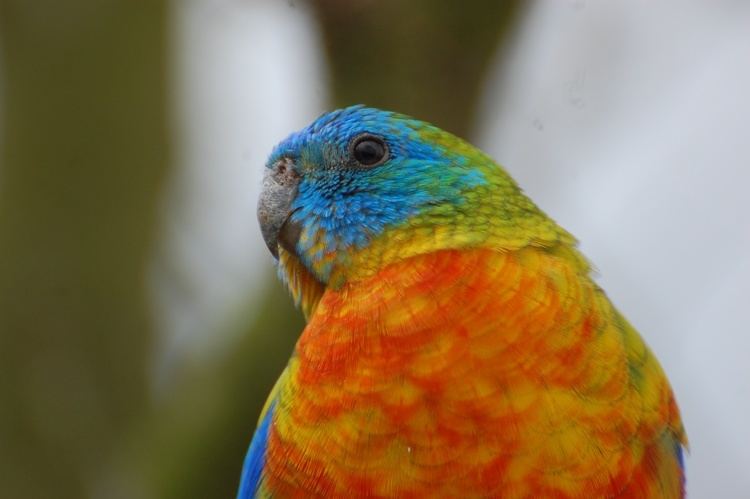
[274,158,299,177]
[272,158,301,187]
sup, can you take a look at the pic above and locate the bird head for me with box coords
[258,106,572,315]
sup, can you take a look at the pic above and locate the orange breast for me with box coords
[261,248,685,498]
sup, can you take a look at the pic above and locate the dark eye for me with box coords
[351,134,388,167]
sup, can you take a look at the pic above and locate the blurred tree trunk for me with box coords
[0,2,170,498]
[311,0,522,137]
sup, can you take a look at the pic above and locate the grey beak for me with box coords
[257,158,303,258]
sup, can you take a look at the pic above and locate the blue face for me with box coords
[263,106,485,281]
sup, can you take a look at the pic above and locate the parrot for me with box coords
[241,105,686,498]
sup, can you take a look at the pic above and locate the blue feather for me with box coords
[237,402,275,499]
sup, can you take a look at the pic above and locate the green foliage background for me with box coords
[0,1,519,497]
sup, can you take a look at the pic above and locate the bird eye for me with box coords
[351,134,388,167]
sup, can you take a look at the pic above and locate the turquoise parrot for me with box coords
[240,106,686,498]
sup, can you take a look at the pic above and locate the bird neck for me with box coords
[277,218,589,322]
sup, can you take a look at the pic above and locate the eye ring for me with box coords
[349,134,389,167]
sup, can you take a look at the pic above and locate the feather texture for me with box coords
[252,248,685,498]
[242,106,686,498]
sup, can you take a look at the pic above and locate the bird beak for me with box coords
[257,158,303,259]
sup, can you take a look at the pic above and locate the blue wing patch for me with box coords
[237,402,276,499]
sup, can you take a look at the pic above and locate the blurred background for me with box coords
[1,1,748,498]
